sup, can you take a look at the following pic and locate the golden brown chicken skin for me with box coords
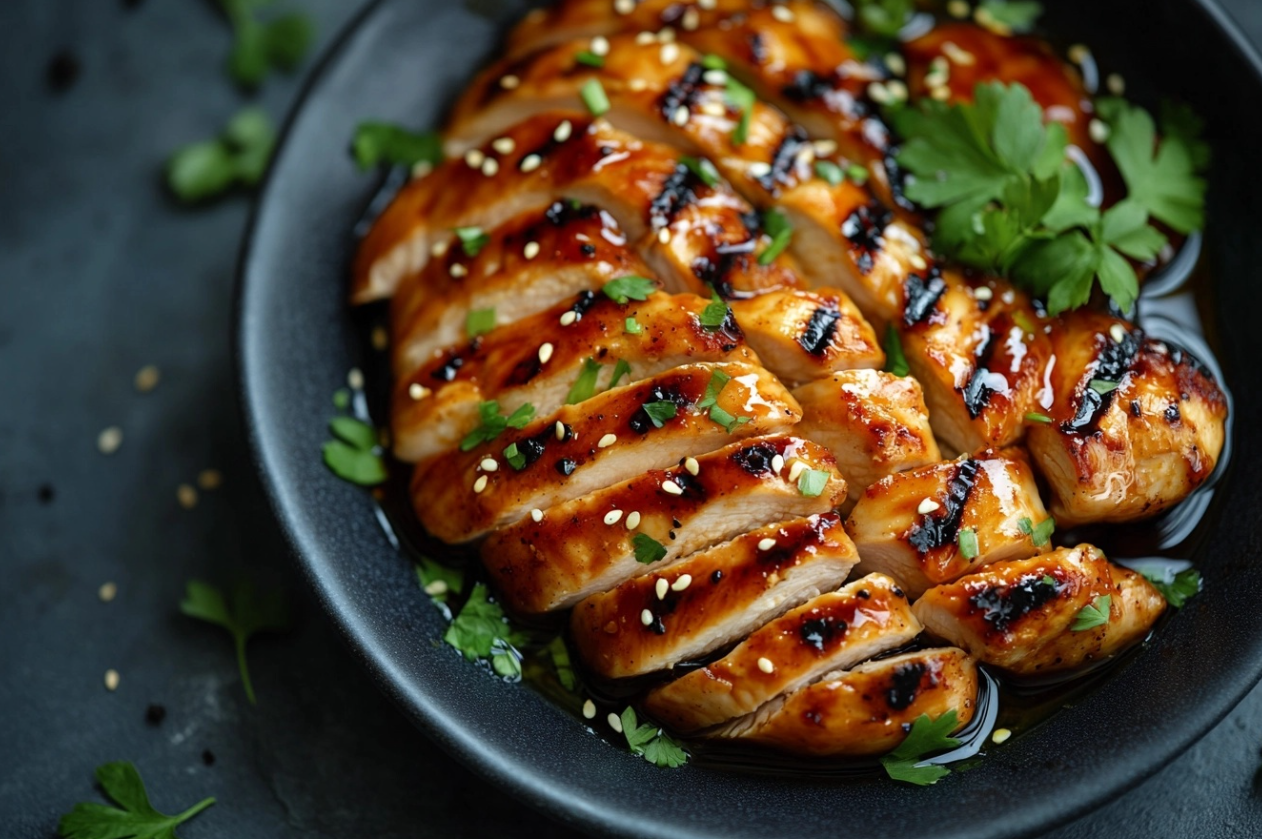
[483,435,846,614]
[1025,311,1227,526]
[713,647,978,756]
[570,512,858,679]
[845,448,1052,599]
[644,573,920,733]
[913,544,1166,676]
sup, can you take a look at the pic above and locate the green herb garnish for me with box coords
[454,226,490,257]
[466,307,496,337]
[580,77,611,116]
[1137,566,1202,608]
[323,416,387,485]
[220,0,313,89]
[725,76,756,145]
[620,707,689,768]
[1042,574,1057,587]
[416,556,464,607]
[976,0,1044,33]
[332,388,350,409]
[880,710,961,785]
[681,156,721,187]
[351,123,442,170]
[846,163,870,185]
[697,368,732,409]
[602,276,658,304]
[608,358,633,390]
[545,636,579,691]
[633,533,668,564]
[1071,594,1112,631]
[575,50,605,68]
[444,583,530,679]
[883,324,909,377]
[1088,379,1119,395]
[702,54,727,71]
[460,400,536,450]
[167,108,274,203]
[957,528,979,560]
[503,441,527,470]
[58,761,216,839]
[180,580,289,705]
[1025,411,1053,423]
[708,405,751,433]
[797,468,830,497]
[814,160,844,186]
[1017,515,1055,547]
[642,401,678,428]
[698,291,730,330]
[624,316,643,335]
[854,0,913,38]
[758,209,792,265]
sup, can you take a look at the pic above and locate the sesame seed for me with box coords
[942,41,976,66]
[1106,73,1125,95]
[464,149,485,168]
[539,342,555,364]
[522,241,541,261]
[771,454,785,474]
[930,85,951,101]
[1109,323,1127,343]
[409,383,430,400]
[411,160,433,179]
[555,421,566,440]
[909,253,927,271]
[97,426,123,455]
[628,78,648,92]
[885,53,906,77]
[104,669,120,691]
[371,325,389,350]
[177,484,198,510]
[660,42,680,64]
[481,158,499,177]
[1088,118,1110,144]
[656,578,669,599]
[197,469,223,491]
[671,574,692,592]
[684,456,700,476]
[866,81,891,105]
[480,458,499,472]
[636,31,656,45]
[918,498,941,514]
[348,368,365,389]
[430,240,449,258]
[531,508,544,522]
[657,227,671,244]
[672,105,689,126]
[583,699,597,719]
[771,5,794,22]
[947,0,969,17]
[698,0,716,8]
[748,161,772,178]
[700,101,725,117]
[473,475,489,493]
[599,433,617,448]
[703,69,728,85]
[757,657,775,674]
[682,8,699,30]
[885,79,909,102]
[625,510,642,529]
[1068,44,1090,65]
[992,727,1012,744]
[813,139,838,157]
[591,35,610,56]
[553,120,573,142]
[449,263,468,278]
[788,461,807,482]
[491,137,515,155]
[661,480,683,495]
[560,310,578,326]
[520,154,542,173]
[608,711,625,733]
[500,74,520,89]
[974,286,994,301]
[973,7,1011,35]
[424,580,448,596]
[604,509,624,526]
[640,608,654,626]
[614,0,634,14]
[98,582,118,602]
[134,365,160,393]
[658,27,676,43]
[758,537,777,551]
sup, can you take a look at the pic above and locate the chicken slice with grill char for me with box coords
[713,647,978,756]
[571,512,858,680]
[845,448,1051,600]
[482,435,845,614]
[913,544,1166,676]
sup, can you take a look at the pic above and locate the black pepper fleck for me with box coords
[144,704,166,725]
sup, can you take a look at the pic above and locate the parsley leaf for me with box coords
[466,307,496,337]
[758,209,793,265]
[1071,594,1112,631]
[633,533,668,564]
[697,368,732,410]
[444,583,529,680]
[797,468,830,497]
[58,761,216,839]
[854,0,913,38]
[220,0,313,89]
[1137,566,1202,608]
[698,291,731,330]
[566,358,603,404]
[642,401,678,428]
[351,122,442,170]
[167,108,275,203]
[460,400,536,450]
[680,156,721,187]
[620,707,689,768]
[883,324,909,377]
[180,580,289,704]
[976,0,1043,33]
[416,556,464,607]
[454,226,490,257]
[323,416,386,486]
[602,276,658,304]
[880,710,961,786]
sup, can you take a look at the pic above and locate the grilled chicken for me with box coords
[482,436,846,614]
[355,113,804,303]
[390,200,654,377]
[728,288,882,386]
[845,448,1051,599]
[412,361,799,543]
[644,573,920,733]
[570,512,858,679]
[393,291,756,464]
[1025,311,1227,526]
[913,544,1166,676]
[792,369,940,506]
[713,647,978,756]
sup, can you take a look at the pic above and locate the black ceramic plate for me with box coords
[237,2,1262,837]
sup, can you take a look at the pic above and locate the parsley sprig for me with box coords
[620,707,689,768]
[323,416,387,485]
[59,761,215,839]
[880,710,961,785]
[180,580,290,705]
[460,400,535,450]
[444,583,530,679]
[1140,567,1202,608]
[166,108,274,203]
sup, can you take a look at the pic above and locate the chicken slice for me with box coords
[1025,311,1227,526]
[393,291,757,464]
[913,544,1166,676]
[570,512,858,679]
[792,369,941,507]
[728,288,883,386]
[644,573,920,733]
[845,448,1051,600]
[390,200,653,377]
[482,435,846,614]
[412,362,799,543]
[712,647,978,757]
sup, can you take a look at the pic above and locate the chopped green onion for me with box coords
[845,163,869,184]
[957,528,979,560]
[797,468,830,497]
[580,77,610,116]
[503,441,526,470]
[465,307,496,337]
[1025,411,1053,423]
[454,226,490,257]
[697,368,732,409]
[814,160,844,186]
[758,209,792,265]
[680,156,720,187]
[575,50,605,68]
[608,358,632,390]
[566,357,602,404]
[725,77,756,145]
[708,404,750,433]
[624,316,643,335]
[883,324,909,377]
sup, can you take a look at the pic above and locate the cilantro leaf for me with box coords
[220,1,314,89]
[323,415,386,486]
[416,556,464,607]
[460,400,536,450]
[697,369,732,410]
[642,401,678,428]
[1138,566,1202,608]
[329,416,377,451]
[352,122,442,170]
[883,324,909,377]
[619,707,689,768]
[624,316,643,335]
[180,580,289,704]
[633,533,668,564]
[879,710,961,786]
[602,276,658,304]
[758,209,793,265]
[1071,594,1112,631]
[854,0,913,38]
[566,358,603,404]
[698,291,730,330]
[444,583,528,680]
[58,761,216,839]
[454,226,490,257]
[977,0,1043,33]
[167,108,275,203]
[797,468,830,497]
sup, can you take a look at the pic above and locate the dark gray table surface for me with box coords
[4,2,1262,837]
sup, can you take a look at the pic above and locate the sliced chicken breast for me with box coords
[845,448,1051,600]
[1025,311,1227,526]
[713,647,978,757]
[913,544,1167,676]
[644,573,920,733]
[482,435,846,614]
[792,369,941,506]
[570,512,858,679]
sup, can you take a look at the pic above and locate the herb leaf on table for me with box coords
[180,580,290,705]
[58,761,215,839]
